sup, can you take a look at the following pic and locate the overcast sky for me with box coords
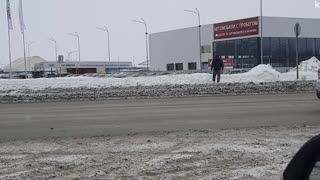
[0,0,319,66]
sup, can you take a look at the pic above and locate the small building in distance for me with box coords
[34,61,133,74]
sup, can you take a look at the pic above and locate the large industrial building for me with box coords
[150,16,320,71]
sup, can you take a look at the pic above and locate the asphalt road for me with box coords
[0,93,319,141]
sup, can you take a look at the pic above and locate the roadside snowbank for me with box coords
[0,58,318,93]
[280,57,320,81]
[296,56,320,73]
[246,64,281,76]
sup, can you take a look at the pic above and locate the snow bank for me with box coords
[0,72,283,92]
[0,58,318,92]
[242,64,281,82]
[0,75,212,92]
[280,57,320,81]
[280,71,318,81]
[297,56,320,73]
[246,64,281,76]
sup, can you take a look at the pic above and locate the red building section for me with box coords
[67,68,97,74]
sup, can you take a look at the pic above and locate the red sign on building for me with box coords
[223,58,234,68]
[214,17,259,40]
[208,58,234,69]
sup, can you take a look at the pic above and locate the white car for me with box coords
[318,69,320,99]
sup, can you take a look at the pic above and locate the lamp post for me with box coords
[294,23,301,80]
[185,8,202,70]
[22,32,27,74]
[97,26,111,62]
[67,51,77,62]
[133,18,149,71]
[68,32,81,62]
[260,0,264,64]
[26,41,35,72]
[6,0,13,79]
[49,38,58,62]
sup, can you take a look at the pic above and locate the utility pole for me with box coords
[185,8,202,70]
[133,18,149,71]
[97,26,111,62]
[19,0,27,74]
[22,31,27,74]
[133,56,135,68]
[260,0,264,64]
[26,41,35,72]
[49,38,58,62]
[68,32,81,62]
[67,51,77,62]
[294,23,301,80]
[6,0,13,79]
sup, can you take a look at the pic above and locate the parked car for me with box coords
[17,73,32,79]
[317,69,320,99]
[32,71,58,78]
[226,69,248,74]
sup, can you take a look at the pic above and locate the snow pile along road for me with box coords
[0,81,316,103]
[298,56,320,73]
[236,64,281,82]
[0,57,318,99]
[280,57,320,81]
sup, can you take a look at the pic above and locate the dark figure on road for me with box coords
[210,55,224,83]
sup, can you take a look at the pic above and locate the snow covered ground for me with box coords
[0,125,318,180]
[0,57,319,93]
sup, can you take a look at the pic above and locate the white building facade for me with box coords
[150,16,320,71]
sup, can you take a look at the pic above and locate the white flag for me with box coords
[19,0,26,32]
[6,0,13,30]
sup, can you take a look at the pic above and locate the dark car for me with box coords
[227,69,248,74]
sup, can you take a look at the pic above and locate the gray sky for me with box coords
[0,0,319,66]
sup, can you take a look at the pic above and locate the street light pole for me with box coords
[49,38,58,62]
[68,32,81,62]
[133,18,149,71]
[67,51,77,62]
[26,41,35,72]
[22,31,27,74]
[7,16,13,79]
[185,8,202,70]
[97,26,111,62]
[296,36,299,79]
[260,0,264,64]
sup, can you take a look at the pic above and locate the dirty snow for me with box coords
[0,57,319,94]
[0,125,318,180]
